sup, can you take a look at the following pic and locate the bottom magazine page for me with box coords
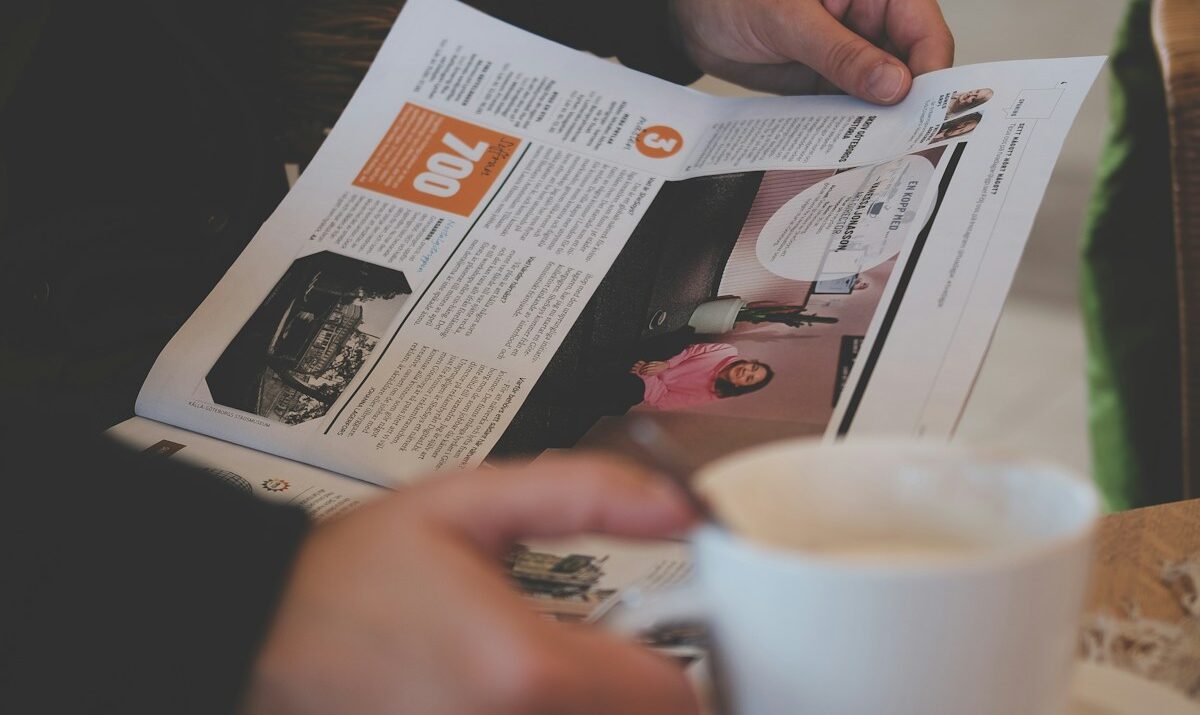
[107,418,692,624]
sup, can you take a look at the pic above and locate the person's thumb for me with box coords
[758,5,911,104]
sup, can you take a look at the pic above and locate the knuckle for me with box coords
[823,38,871,81]
[566,452,616,473]
[568,453,634,486]
[568,473,616,526]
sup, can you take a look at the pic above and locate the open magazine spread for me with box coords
[108,0,1102,623]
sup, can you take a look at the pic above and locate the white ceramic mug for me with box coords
[612,439,1101,715]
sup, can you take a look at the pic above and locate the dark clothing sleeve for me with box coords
[1,5,310,713]
[465,0,703,85]
[0,0,297,433]
[2,425,311,714]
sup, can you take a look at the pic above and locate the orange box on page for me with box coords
[353,104,520,217]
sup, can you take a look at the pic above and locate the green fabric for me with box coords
[1082,0,1181,510]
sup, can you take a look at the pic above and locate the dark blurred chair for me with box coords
[279,0,403,167]
[1153,0,1200,500]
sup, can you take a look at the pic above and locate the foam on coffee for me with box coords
[695,440,1091,563]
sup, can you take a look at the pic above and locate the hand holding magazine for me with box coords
[109,0,1102,622]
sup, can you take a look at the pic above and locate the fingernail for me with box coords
[867,63,905,103]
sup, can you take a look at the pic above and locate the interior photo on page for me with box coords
[494,146,950,464]
[204,252,414,426]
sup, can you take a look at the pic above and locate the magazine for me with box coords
[107,0,1103,621]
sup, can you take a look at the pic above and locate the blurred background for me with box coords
[694,0,1129,476]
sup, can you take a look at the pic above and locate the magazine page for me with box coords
[135,0,1102,485]
[106,417,382,520]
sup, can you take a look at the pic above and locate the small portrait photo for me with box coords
[206,251,413,426]
[946,87,994,117]
[931,111,983,143]
[586,335,776,416]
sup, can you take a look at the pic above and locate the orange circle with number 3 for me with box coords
[636,125,684,158]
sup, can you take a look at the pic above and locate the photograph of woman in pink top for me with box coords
[630,342,774,411]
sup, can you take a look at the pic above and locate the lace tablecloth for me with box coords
[1080,498,1200,700]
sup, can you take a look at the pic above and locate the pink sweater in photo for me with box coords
[639,343,740,411]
